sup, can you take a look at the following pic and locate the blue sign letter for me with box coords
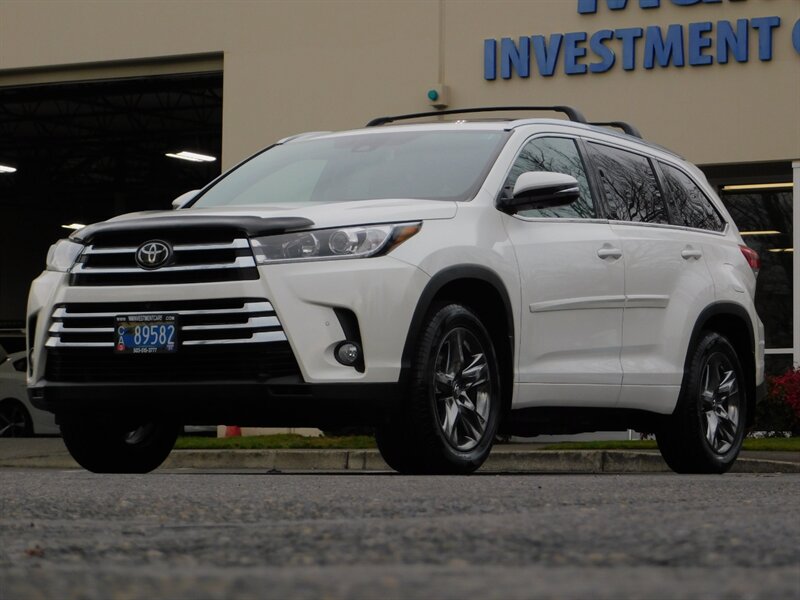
[484,39,497,80]
[793,19,800,56]
[532,34,564,77]
[578,0,660,14]
[644,24,685,68]
[500,37,531,79]
[615,27,644,70]
[751,16,781,61]
[717,19,748,64]
[564,32,589,74]
[590,30,617,73]
[688,21,713,66]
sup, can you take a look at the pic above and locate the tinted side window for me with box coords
[504,137,595,219]
[660,162,725,232]
[586,143,668,224]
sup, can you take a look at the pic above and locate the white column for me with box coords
[793,161,800,368]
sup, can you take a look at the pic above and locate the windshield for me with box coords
[192,130,509,207]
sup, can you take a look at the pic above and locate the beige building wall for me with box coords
[1,0,798,168]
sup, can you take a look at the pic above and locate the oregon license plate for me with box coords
[114,314,178,354]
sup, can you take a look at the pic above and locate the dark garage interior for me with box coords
[0,72,223,351]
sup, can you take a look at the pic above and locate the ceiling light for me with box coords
[165,151,216,163]
[722,183,792,191]
[0,164,17,173]
[768,248,794,253]
[740,230,781,236]
[61,223,86,231]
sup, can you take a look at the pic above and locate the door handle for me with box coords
[681,248,703,260]
[597,247,623,260]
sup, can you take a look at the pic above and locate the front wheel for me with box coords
[379,303,502,474]
[60,416,179,473]
[657,331,747,474]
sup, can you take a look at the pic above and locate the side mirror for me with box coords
[171,189,200,210]
[500,172,580,214]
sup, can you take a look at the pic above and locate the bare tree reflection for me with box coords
[586,143,668,224]
[504,138,595,219]
[661,164,724,231]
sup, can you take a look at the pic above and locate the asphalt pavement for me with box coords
[1,438,798,473]
[1,469,798,599]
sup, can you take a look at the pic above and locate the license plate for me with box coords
[114,314,178,354]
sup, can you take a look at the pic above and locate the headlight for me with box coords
[251,222,421,264]
[45,239,84,272]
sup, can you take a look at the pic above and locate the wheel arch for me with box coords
[685,302,757,426]
[400,265,515,416]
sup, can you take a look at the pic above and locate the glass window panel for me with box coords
[503,137,595,219]
[586,143,668,224]
[194,131,509,207]
[660,163,725,231]
[721,190,793,349]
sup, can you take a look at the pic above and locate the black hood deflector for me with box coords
[72,215,315,244]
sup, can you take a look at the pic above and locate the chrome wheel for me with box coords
[433,327,492,451]
[700,352,741,455]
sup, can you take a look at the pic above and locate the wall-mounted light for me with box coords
[61,223,86,230]
[165,151,216,163]
[768,248,794,253]
[740,230,781,236]
[0,164,17,174]
[722,183,792,192]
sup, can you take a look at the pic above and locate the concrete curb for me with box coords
[2,448,798,473]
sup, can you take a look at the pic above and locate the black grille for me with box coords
[45,343,300,383]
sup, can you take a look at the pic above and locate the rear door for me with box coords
[584,142,717,413]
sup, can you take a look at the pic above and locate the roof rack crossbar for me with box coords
[366,105,588,127]
[589,121,642,139]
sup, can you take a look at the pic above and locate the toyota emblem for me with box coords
[135,240,172,269]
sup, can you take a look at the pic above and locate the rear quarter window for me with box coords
[660,162,725,232]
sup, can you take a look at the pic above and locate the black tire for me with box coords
[657,331,747,474]
[375,424,426,474]
[60,416,179,473]
[378,303,502,474]
[0,399,34,437]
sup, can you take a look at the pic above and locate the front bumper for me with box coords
[29,378,403,426]
[28,256,430,389]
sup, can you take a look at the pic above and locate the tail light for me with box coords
[739,245,761,277]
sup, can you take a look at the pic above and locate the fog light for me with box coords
[335,341,361,366]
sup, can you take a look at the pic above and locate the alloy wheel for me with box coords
[433,327,492,451]
[700,352,741,454]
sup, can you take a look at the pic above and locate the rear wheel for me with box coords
[60,416,179,473]
[378,303,502,474]
[0,399,34,437]
[657,332,747,474]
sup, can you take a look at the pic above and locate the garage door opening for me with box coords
[0,72,223,351]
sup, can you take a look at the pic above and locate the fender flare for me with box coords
[398,265,515,384]
[682,301,757,418]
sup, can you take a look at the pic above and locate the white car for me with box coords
[27,106,765,474]
[0,347,58,437]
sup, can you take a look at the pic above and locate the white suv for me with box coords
[27,106,765,475]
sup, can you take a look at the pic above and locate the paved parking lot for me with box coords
[1,470,798,600]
